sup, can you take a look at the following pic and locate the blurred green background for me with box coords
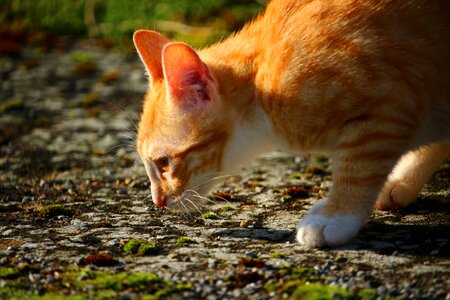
[0,0,267,53]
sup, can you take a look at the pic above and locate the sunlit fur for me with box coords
[135,0,450,247]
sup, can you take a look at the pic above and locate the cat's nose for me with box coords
[154,197,167,207]
[150,184,166,207]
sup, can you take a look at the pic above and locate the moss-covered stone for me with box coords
[270,252,287,259]
[123,239,141,254]
[220,205,234,212]
[176,236,196,244]
[38,204,73,218]
[201,212,219,219]
[123,239,159,256]
[137,242,159,256]
[0,98,24,115]
[69,51,94,63]
[0,267,21,279]
[291,172,302,179]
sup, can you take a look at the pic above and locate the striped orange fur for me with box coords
[134,0,450,247]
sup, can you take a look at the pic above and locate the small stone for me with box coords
[207,258,217,268]
[245,251,257,258]
[240,220,252,228]
[250,221,263,229]
[377,285,387,295]
[22,196,32,203]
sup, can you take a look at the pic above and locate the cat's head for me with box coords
[133,30,234,210]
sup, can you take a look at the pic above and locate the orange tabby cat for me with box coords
[133,0,450,247]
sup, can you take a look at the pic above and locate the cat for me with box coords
[133,0,450,248]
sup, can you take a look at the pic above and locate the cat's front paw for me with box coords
[375,180,417,211]
[296,199,365,248]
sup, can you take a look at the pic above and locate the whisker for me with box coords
[211,194,233,206]
[178,198,193,220]
[189,173,240,190]
[189,193,219,206]
[183,197,203,215]
[173,200,187,220]
[118,133,137,143]
[186,188,233,207]
[101,99,140,132]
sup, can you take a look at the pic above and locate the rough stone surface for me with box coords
[0,41,449,299]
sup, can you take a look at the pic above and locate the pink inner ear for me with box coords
[133,30,170,82]
[162,42,212,103]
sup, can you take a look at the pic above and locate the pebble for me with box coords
[244,251,257,258]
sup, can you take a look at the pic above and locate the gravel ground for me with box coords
[0,40,449,300]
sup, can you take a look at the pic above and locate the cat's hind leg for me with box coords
[297,133,406,248]
[375,141,450,210]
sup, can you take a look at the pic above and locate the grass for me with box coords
[0,0,266,49]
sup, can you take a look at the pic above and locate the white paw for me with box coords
[296,199,365,248]
[376,180,417,210]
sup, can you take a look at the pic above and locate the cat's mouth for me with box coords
[163,189,210,213]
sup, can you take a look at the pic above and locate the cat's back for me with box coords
[248,0,450,148]
[260,0,450,74]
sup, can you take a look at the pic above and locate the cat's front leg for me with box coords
[297,148,401,248]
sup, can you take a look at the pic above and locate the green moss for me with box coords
[291,283,352,300]
[290,267,321,281]
[220,205,233,212]
[123,239,159,256]
[0,98,24,115]
[124,273,161,291]
[270,252,287,259]
[0,267,21,279]
[0,288,87,300]
[357,288,378,298]
[88,273,123,290]
[291,172,302,179]
[123,239,142,254]
[283,194,293,201]
[137,243,159,256]
[176,236,196,244]
[38,204,73,218]
[69,51,94,63]
[202,212,219,219]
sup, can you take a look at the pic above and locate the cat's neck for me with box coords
[200,29,290,171]
[200,32,261,114]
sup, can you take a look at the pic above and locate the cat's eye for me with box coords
[153,156,170,174]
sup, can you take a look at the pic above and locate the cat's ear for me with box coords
[133,30,170,83]
[162,42,214,109]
